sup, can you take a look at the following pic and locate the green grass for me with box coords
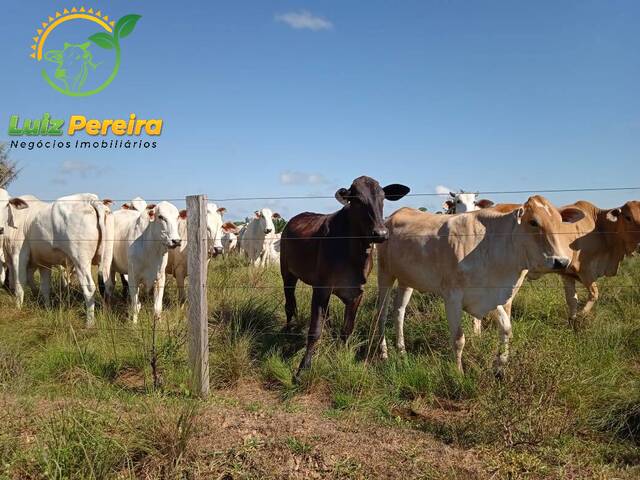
[0,255,639,478]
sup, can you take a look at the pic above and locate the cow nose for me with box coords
[552,257,569,270]
[0,227,4,235]
[264,228,272,234]
[214,247,223,255]
[372,227,389,242]
[171,239,182,248]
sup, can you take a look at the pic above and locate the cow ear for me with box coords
[217,207,226,214]
[9,198,28,210]
[146,204,156,210]
[272,212,281,219]
[254,210,261,218]
[475,199,494,209]
[148,209,155,220]
[561,207,585,224]
[222,221,238,233]
[606,208,621,222]
[449,192,456,198]
[102,199,113,206]
[383,184,410,201]
[442,200,454,211]
[44,50,63,63]
[121,203,130,210]
[7,198,29,229]
[515,207,525,224]
[179,209,187,219]
[335,188,350,205]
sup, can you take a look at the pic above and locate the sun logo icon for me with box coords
[30,8,141,97]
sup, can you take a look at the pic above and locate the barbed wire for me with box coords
[7,185,640,203]
[2,282,639,290]
[3,230,640,242]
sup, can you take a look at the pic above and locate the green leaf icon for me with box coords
[114,14,142,40]
[89,32,116,49]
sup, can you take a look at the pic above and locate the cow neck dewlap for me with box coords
[142,218,169,254]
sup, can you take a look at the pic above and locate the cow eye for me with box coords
[529,220,539,227]
[158,215,166,222]
[624,215,632,222]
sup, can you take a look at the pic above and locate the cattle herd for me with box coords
[1,177,639,378]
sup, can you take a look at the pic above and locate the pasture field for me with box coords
[0,254,639,479]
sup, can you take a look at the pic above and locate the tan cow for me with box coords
[551,200,640,321]
[374,196,584,373]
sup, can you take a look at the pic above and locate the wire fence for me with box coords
[13,185,640,202]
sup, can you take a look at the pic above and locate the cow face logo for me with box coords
[30,8,141,97]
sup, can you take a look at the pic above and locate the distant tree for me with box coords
[274,217,287,234]
[418,207,428,212]
[0,143,19,188]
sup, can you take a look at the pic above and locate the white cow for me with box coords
[103,201,182,323]
[0,191,111,327]
[239,208,281,267]
[0,189,9,287]
[165,203,228,302]
[222,230,238,254]
[442,190,494,214]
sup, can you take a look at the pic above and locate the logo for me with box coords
[30,8,141,97]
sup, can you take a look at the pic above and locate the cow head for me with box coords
[254,208,280,235]
[147,201,182,249]
[514,195,584,272]
[445,190,494,214]
[44,42,99,92]
[335,176,410,243]
[121,197,147,212]
[205,203,228,257]
[606,201,640,254]
[0,189,29,235]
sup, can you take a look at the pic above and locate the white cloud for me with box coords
[52,160,109,185]
[435,185,453,197]
[279,170,328,186]
[59,160,104,177]
[275,11,333,31]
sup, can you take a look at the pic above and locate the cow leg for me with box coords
[153,274,166,321]
[175,267,186,304]
[27,266,37,296]
[340,292,363,342]
[73,264,96,328]
[444,292,465,373]
[472,317,482,336]
[493,305,512,374]
[39,268,52,308]
[0,261,5,288]
[392,285,414,356]
[129,277,141,324]
[282,270,298,330]
[562,276,578,322]
[104,265,116,306]
[120,273,129,299]
[374,271,395,359]
[297,287,331,376]
[580,281,599,317]
[14,248,30,309]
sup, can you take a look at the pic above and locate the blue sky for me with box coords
[1,0,639,220]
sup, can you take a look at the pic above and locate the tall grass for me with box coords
[0,255,638,477]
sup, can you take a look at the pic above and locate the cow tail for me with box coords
[91,200,113,297]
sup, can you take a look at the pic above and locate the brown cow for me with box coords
[553,200,640,321]
[280,176,410,376]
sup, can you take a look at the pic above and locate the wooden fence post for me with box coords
[187,194,209,397]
